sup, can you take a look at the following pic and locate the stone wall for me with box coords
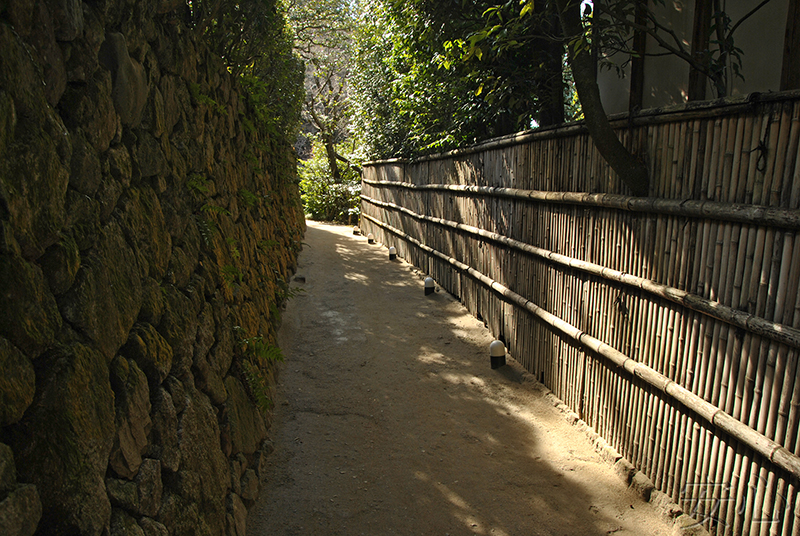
[0,1,306,535]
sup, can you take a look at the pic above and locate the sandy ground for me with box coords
[246,221,677,536]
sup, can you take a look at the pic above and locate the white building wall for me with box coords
[596,0,789,114]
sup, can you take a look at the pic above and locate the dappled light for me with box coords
[248,222,676,536]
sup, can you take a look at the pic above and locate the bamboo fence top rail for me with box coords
[360,181,800,229]
[363,89,800,166]
[361,194,800,350]
[361,212,800,481]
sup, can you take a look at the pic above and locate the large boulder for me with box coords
[0,443,41,536]
[157,285,199,379]
[158,386,228,536]
[193,302,226,404]
[58,219,143,360]
[0,443,15,496]
[0,110,69,260]
[145,387,181,473]
[132,130,167,178]
[98,32,149,127]
[0,485,41,536]
[221,376,267,457]
[110,509,145,536]
[60,69,119,153]
[109,357,152,480]
[117,185,171,280]
[44,0,85,41]
[0,253,62,358]
[37,232,81,296]
[8,343,115,536]
[0,338,35,426]
[27,1,67,107]
[106,458,162,517]
[139,517,169,536]
[120,323,173,387]
[69,130,103,196]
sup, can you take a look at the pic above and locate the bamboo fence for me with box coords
[361,91,800,536]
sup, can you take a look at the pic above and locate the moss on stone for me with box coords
[58,219,143,360]
[8,343,114,536]
[37,232,81,296]
[0,253,61,358]
[0,337,35,427]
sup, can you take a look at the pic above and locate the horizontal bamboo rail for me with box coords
[362,212,800,479]
[361,180,800,230]
[361,194,800,350]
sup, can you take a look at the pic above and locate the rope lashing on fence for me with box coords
[361,213,800,480]
[360,194,800,351]
[361,180,800,230]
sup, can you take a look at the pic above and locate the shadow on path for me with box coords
[246,221,675,536]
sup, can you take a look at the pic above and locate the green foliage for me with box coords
[188,0,304,144]
[276,276,305,303]
[201,203,231,217]
[298,140,361,222]
[239,188,259,208]
[221,265,243,287]
[196,216,218,246]
[350,0,558,159]
[242,336,284,414]
[236,330,285,415]
[226,237,241,259]
[240,59,304,141]
[189,83,227,115]
[187,174,211,197]
[241,359,274,414]
[258,239,279,252]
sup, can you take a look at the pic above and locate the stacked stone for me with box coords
[0,1,305,535]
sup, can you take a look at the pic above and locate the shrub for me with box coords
[298,140,361,223]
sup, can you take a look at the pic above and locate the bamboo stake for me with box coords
[718,441,739,534]
[765,103,792,207]
[782,483,797,536]
[684,421,705,521]
[753,110,780,206]
[732,446,752,535]
[722,117,737,202]
[727,115,746,203]
[656,400,674,490]
[709,117,726,200]
[699,431,721,530]
[779,103,800,209]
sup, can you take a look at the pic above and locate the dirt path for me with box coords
[246,221,677,536]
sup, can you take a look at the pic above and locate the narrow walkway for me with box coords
[246,222,678,536]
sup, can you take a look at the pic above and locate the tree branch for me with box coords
[556,0,649,196]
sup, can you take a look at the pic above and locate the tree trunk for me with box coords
[555,0,650,197]
[535,6,565,127]
[323,135,341,183]
[781,0,800,90]
[688,0,712,100]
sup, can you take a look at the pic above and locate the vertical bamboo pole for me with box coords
[765,103,792,207]
[726,117,752,203]
[745,114,768,205]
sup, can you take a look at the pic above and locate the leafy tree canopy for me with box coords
[188,0,305,138]
[350,0,569,159]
